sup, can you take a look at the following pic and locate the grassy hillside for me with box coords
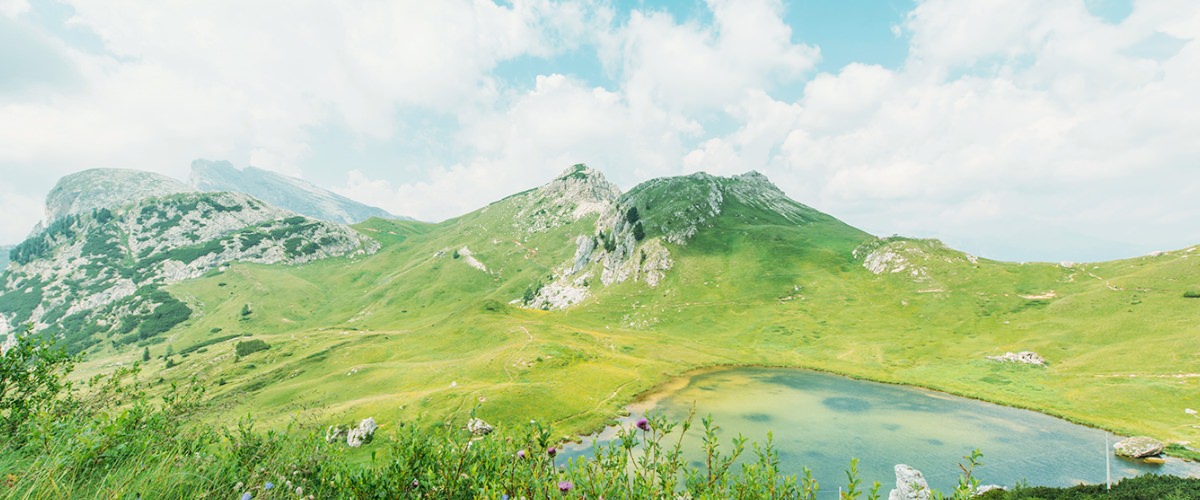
[67,168,1200,456]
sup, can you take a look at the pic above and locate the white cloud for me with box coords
[0,189,42,244]
[606,0,818,113]
[0,0,28,18]
[2,0,1198,262]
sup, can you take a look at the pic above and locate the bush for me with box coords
[0,325,74,435]
[235,339,270,357]
[1184,290,1200,298]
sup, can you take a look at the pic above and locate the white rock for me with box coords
[346,417,379,447]
[467,418,494,436]
[889,464,931,500]
[987,351,1046,366]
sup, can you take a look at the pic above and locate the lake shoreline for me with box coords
[588,361,1200,464]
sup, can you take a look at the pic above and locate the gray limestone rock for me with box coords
[346,417,379,447]
[1113,436,1165,458]
[888,464,931,500]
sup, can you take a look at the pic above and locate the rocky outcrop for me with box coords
[1,184,378,353]
[45,168,192,223]
[467,418,494,436]
[1113,436,1165,458]
[457,246,488,273]
[853,237,978,282]
[888,464,931,500]
[511,164,621,235]
[987,351,1046,366]
[346,417,379,447]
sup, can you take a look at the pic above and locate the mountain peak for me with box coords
[46,168,194,223]
[189,159,402,224]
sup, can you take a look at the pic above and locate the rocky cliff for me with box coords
[1,179,379,354]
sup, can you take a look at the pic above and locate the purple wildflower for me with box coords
[264,482,274,490]
[635,417,650,431]
[240,493,252,500]
[547,446,557,457]
[516,449,527,459]
[558,480,574,493]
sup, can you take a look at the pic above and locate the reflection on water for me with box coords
[563,368,1200,492]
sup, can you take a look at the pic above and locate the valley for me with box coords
[5,164,1191,459]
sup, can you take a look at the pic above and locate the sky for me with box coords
[1,0,1198,263]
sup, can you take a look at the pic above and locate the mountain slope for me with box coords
[44,168,193,223]
[190,159,402,224]
[30,164,1200,452]
[1,187,378,354]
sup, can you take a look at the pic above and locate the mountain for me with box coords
[0,245,11,273]
[9,163,1200,454]
[0,170,379,354]
[190,159,401,224]
[44,168,193,223]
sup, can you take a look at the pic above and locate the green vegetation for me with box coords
[235,339,270,357]
[8,168,1200,493]
[1183,290,1200,298]
[13,332,1187,498]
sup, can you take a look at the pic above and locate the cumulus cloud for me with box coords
[1,0,1197,262]
[684,0,1200,260]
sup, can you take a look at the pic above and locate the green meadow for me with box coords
[69,173,1200,456]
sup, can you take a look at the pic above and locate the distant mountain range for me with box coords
[190,159,405,225]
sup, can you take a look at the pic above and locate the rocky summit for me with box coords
[1,174,378,354]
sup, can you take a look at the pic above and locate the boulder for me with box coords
[324,424,348,444]
[467,417,494,436]
[974,485,1005,496]
[986,351,1046,366]
[346,417,378,448]
[889,464,931,500]
[1113,436,1164,458]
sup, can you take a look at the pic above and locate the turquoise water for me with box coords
[563,368,1200,493]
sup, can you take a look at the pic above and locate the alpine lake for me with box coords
[562,368,1200,493]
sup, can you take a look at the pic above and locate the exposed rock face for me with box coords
[45,168,193,223]
[524,167,840,310]
[1113,436,1165,458]
[987,351,1046,366]
[325,425,348,443]
[1,183,378,353]
[346,417,379,447]
[457,246,488,273]
[467,418,494,436]
[888,464,931,500]
[853,237,978,283]
[190,159,401,224]
[511,164,621,235]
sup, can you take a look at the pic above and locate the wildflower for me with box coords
[412,479,420,488]
[636,418,650,431]
[264,482,274,490]
[296,487,303,496]
[547,446,557,457]
[241,493,252,500]
[517,449,527,459]
[558,480,574,493]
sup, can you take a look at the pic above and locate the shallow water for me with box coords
[563,368,1200,493]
